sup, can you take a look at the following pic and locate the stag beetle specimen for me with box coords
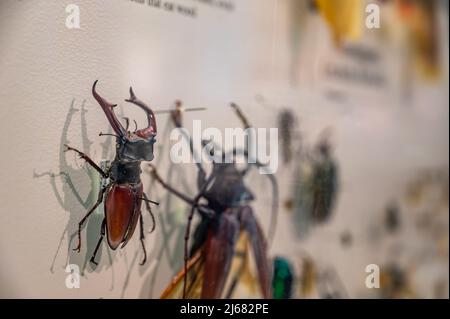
[64,80,158,265]
[151,103,278,299]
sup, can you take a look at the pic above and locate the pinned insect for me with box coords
[277,108,298,165]
[309,134,339,223]
[151,103,278,299]
[154,100,206,128]
[385,201,401,234]
[272,257,294,299]
[291,128,339,238]
[64,80,158,265]
[297,253,348,299]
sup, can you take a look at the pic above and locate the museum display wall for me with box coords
[0,0,448,298]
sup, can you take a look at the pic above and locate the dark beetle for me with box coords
[277,108,297,165]
[272,256,294,299]
[153,103,278,299]
[64,80,158,265]
[310,138,338,223]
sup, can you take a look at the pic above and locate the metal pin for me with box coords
[154,107,207,114]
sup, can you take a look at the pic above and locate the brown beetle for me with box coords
[64,80,158,265]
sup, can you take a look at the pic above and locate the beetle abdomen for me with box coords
[105,183,142,250]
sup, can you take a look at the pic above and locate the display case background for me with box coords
[0,0,448,298]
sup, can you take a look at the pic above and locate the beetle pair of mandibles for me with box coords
[65,81,278,298]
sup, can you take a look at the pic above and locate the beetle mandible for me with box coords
[64,80,158,265]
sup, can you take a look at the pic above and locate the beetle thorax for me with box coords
[204,163,254,208]
[110,159,142,184]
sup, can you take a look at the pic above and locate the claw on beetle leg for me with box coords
[90,258,99,266]
[89,219,106,266]
[139,214,147,265]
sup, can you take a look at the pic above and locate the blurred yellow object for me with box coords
[160,232,261,299]
[160,249,204,299]
[316,0,363,45]
[396,0,440,80]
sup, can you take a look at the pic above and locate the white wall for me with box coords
[0,0,448,298]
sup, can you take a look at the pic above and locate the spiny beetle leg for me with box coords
[90,219,106,266]
[64,144,108,178]
[148,164,196,206]
[139,213,147,265]
[74,187,105,253]
[143,193,156,234]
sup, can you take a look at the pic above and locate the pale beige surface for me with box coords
[0,0,448,298]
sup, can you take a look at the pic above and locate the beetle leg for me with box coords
[142,193,156,233]
[189,217,210,257]
[149,168,214,217]
[183,196,201,298]
[73,186,106,252]
[122,116,130,131]
[239,206,271,298]
[201,210,240,298]
[183,173,215,298]
[90,219,106,266]
[149,164,216,219]
[176,126,205,177]
[139,213,147,265]
[148,164,196,206]
[64,144,108,179]
[230,148,279,245]
[230,103,251,129]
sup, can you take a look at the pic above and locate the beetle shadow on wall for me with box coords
[33,99,117,284]
[134,118,194,298]
[137,164,192,298]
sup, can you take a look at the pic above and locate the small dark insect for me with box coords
[153,103,278,299]
[277,108,297,165]
[310,136,339,223]
[380,264,414,298]
[64,80,158,265]
[339,230,353,248]
[385,201,401,233]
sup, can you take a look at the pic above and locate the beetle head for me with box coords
[92,80,157,162]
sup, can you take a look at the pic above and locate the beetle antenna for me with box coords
[139,198,159,205]
[121,117,130,131]
[133,119,138,132]
[99,132,120,138]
